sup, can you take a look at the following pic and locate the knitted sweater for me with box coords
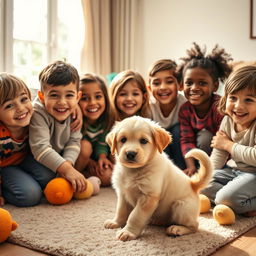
[29,98,82,171]
[0,122,28,167]
[210,115,256,172]
[82,121,109,160]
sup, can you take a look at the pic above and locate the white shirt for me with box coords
[149,93,187,129]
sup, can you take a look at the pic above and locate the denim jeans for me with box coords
[201,167,256,214]
[1,153,56,207]
[165,123,186,170]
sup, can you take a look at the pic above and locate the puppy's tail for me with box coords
[185,148,213,193]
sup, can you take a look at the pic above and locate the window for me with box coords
[0,0,84,89]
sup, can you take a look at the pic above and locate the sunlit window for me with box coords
[1,0,84,90]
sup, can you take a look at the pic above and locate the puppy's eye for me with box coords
[120,137,127,143]
[140,138,148,144]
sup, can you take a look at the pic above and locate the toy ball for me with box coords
[0,208,18,243]
[199,194,211,213]
[44,177,73,205]
[213,204,235,225]
[88,176,101,195]
[74,179,94,199]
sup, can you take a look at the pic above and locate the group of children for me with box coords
[0,42,256,218]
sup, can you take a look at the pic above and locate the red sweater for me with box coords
[178,94,223,156]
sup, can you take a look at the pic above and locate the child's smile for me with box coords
[150,70,179,106]
[40,82,80,122]
[226,88,256,131]
[116,81,144,117]
[79,82,105,123]
[183,67,218,107]
[0,92,33,129]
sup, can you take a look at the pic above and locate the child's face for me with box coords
[0,91,33,129]
[79,82,106,123]
[225,88,256,131]
[116,80,145,118]
[183,67,218,107]
[149,70,180,106]
[39,82,81,122]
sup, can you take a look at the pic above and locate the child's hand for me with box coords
[183,167,196,177]
[184,157,196,176]
[87,159,100,176]
[98,154,113,171]
[71,105,83,132]
[211,130,234,153]
[57,161,87,193]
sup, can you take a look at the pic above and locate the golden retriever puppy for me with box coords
[104,116,213,241]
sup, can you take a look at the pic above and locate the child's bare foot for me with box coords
[243,211,256,217]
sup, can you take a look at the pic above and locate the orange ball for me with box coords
[74,179,94,199]
[0,208,18,243]
[44,177,73,205]
[199,194,211,213]
[213,204,235,225]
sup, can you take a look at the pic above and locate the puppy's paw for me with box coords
[166,225,194,236]
[104,219,121,229]
[116,229,137,241]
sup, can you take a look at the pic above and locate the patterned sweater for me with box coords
[178,94,223,156]
[0,122,28,167]
[82,121,109,160]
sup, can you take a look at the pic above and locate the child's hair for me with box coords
[218,65,256,115]
[80,73,115,130]
[177,42,233,83]
[0,72,31,105]
[39,60,80,91]
[148,59,180,83]
[109,70,150,120]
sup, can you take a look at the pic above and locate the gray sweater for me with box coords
[29,98,82,172]
[210,115,256,172]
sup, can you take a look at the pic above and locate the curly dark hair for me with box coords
[177,42,233,83]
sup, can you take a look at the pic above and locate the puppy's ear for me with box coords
[153,127,172,153]
[106,130,117,155]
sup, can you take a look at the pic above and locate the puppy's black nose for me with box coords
[126,151,137,161]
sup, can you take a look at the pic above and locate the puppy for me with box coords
[104,116,213,241]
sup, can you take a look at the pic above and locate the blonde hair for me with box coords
[0,73,31,105]
[80,73,115,130]
[109,70,150,120]
[219,65,256,115]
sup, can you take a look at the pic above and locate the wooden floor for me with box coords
[0,226,256,256]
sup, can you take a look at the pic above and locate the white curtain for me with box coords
[80,0,139,77]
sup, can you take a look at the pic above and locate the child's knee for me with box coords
[196,129,213,155]
[10,186,42,207]
[215,191,243,213]
[22,189,42,206]
[80,140,93,157]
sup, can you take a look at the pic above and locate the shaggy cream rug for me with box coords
[4,188,256,256]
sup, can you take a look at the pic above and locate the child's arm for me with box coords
[70,105,83,132]
[210,116,232,170]
[183,158,197,176]
[98,153,113,171]
[178,105,197,173]
[211,130,234,153]
[57,161,87,192]
[95,131,113,171]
